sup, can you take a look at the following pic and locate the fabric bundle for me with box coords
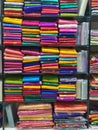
[41,0,59,17]
[59,48,77,74]
[89,75,98,101]
[89,111,98,126]
[90,53,98,73]
[54,102,87,129]
[41,47,59,74]
[23,75,41,102]
[59,0,78,17]
[40,21,58,46]
[22,20,40,46]
[91,0,98,15]
[23,0,41,17]
[4,48,23,74]
[4,75,23,102]
[89,102,98,127]
[17,103,54,129]
[91,29,98,45]
[57,76,77,101]
[3,17,22,45]
[41,75,58,102]
[58,19,78,46]
[22,48,40,74]
[4,0,24,17]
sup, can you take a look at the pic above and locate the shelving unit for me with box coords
[1,0,97,129]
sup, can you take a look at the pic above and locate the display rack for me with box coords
[0,0,94,129]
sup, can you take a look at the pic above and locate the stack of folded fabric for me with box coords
[40,21,58,46]
[58,19,78,46]
[22,48,40,74]
[59,0,78,17]
[89,104,98,127]
[57,76,77,101]
[90,53,98,73]
[0,104,2,127]
[22,20,40,46]
[4,75,23,102]
[41,75,58,102]
[23,75,41,102]
[91,29,98,45]
[41,47,59,74]
[17,103,54,129]
[89,75,98,101]
[4,48,23,74]
[4,0,24,17]
[3,17,22,45]
[59,48,77,74]
[23,0,42,17]
[91,0,98,15]
[41,0,59,17]
[54,102,87,129]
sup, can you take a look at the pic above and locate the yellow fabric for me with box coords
[23,56,40,60]
[42,85,58,90]
[91,117,98,121]
[3,17,22,25]
[6,0,24,2]
[42,47,59,53]
[19,117,52,121]
[60,14,78,17]
[18,103,52,110]
[4,90,22,92]
[22,29,40,33]
[59,60,77,64]
[59,84,76,88]
[59,95,76,97]
[19,114,52,118]
[60,48,77,55]
[40,31,58,34]
[23,86,40,89]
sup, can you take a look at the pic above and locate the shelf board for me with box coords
[4,72,88,76]
[1,14,90,20]
[3,44,89,50]
[3,99,88,103]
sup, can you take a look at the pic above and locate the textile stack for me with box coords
[59,48,77,74]
[23,0,42,17]
[41,75,58,102]
[41,0,59,17]
[41,47,59,74]
[89,75,98,101]
[23,75,41,102]
[91,0,98,15]
[57,76,77,101]
[58,19,78,46]
[54,102,87,129]
[22,20,40,46]
[90,53,98,73]
[4,0,24,17]
[40,21,58,46]
[3,17,22,45]
[4,75,23,102]
[4,48,23,74]
[22,48,40,74]
[91,29,98,45]
[59,0,78,17]
[17,103,54,129]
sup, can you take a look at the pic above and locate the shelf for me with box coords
[4,99,88,103]
[3,72,88,76]
[1,14,90,20]
[91,15,98,21]
[3,44,89,49]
